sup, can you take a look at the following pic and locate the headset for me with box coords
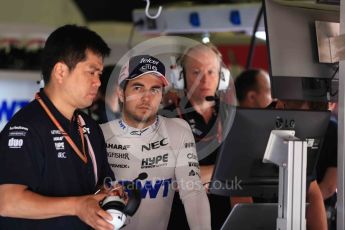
[169,44,231,91]
[100,173,147,229]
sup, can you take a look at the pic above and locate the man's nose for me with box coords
[93,76,101,87]
[140,90,152,101]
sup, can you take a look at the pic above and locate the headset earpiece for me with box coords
[122,184,141,216]
[169,64,184,90]
[218,66,231,91]
[101,196,127,230]
[170,61,231,91]
[100,180,142,229]
[169,44,231,92]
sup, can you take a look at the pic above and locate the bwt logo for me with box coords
[0,100,29,123]
[120,178,172,199]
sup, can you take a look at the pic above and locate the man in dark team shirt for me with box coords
[161,43,232,229]
[0,25,115,230]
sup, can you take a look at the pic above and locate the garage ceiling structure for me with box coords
[73,0,249,22]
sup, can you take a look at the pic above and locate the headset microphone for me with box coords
[205,96,217,101]
[134,172,148,181]
[100,172,147,230]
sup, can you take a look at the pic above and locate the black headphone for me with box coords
[169,44,231,91]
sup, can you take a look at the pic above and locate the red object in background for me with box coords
[218,44,269,71]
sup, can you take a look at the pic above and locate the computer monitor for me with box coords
[209,107,330,198]
[264,0,339,101]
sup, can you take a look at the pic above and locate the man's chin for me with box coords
[135,114,155,124]
[81,102,93,109]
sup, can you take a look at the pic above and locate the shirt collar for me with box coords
[117,116,160,137]
[38,88,79,129]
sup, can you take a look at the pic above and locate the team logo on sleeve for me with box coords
[189,169,200,178]
[187,153,198,160]
[188,162,200,169]
[185,142,195,148]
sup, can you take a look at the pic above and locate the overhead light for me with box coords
[202,32,210,43]
[255,31,266,40]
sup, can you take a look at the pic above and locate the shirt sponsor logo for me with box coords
[57,152,67,159]
[53,136,64,141]
[82,127,90,135]
[8,131,27,137]
[51,130,62,135]
[139,64,158,72]
[109,163,129,169]
[187,153,198,160]
[107,143,130,150]
[9,126,28,131]
[118,120,126,130]
[141,138,168,152]
[55,142,65,150]
[140,57,159,65]
[130,128,148,136]
[120,178,172,199]
[185,142,195,148]
[107,152,130,160]
[188,162,200,168]
[141,153,168,169]
[8,138,23,148]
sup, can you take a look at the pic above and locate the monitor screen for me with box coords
[264,0,339,101]
[209,107,330,198]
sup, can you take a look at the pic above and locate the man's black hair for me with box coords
[41,24,110,84]
[235,69,261,103]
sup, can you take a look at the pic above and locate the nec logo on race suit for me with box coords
[119,178,172,199]
[141,153,168,169]
[0,100,29,124]
[141,138,168,152]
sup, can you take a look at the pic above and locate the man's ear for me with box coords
[118,88,124,103]
[246,90,256,103]
[52,62,69,84]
